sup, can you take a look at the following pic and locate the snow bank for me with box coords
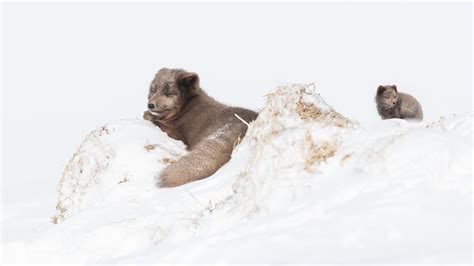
[3,84,472,264]
[52,120,186,223]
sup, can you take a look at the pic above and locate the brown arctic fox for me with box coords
[375,85,423,121]
[143,68,258,187]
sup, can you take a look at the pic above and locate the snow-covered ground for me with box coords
[2,84,471,264]
[2,2,472,264]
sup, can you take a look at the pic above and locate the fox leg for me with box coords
[157,124,244,187]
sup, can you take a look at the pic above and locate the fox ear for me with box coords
[377,85,385,95]
[176,71,200,96]
[392,85,397,92]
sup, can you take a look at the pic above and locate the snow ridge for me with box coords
[3,84,472,264]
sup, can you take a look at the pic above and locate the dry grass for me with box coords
[144,144,158,152]
[161,158,176,164]
[98,126,111,136]
[340,153,353,166]
[303,132,339,173]
[232,135,243,150]
[51,203,68,224]
[118,175,130,184]
[296,101,322,121]
[296,100,353,128]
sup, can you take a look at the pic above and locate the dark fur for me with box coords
[144,68,258,187]
[375,85,423,121]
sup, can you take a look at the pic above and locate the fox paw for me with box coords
[156,168,188,188]
[143,111,155,121]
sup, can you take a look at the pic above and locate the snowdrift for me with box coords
[3,84,472,263]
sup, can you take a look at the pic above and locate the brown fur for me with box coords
[144,68,258,187]
[375,85,423,121]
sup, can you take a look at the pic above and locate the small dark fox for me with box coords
[375,85,423,121]
[144,68,258,187]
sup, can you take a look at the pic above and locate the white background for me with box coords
[1,2,472,233]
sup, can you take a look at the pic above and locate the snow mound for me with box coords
[52,120,186,223]
[4,84,472,264]
[208,84,357,217]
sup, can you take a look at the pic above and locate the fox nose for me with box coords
[148,103,155,110]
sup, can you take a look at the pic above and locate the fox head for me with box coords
[147,68,200,121]
[376,85,399,108]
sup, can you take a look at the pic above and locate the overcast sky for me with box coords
[2,2,472,204]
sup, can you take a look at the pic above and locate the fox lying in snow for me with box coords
[144,68,258,187]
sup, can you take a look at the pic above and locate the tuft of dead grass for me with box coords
[161,158,175,164]
[296,100,352,128]
[303,131,339,173]
[118,175,130,184]
[340,153,353,166]
[144,144,158,152]
[99,126,111,136]
[296,101,322,121]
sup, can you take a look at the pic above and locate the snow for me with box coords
[2,84,472,263]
